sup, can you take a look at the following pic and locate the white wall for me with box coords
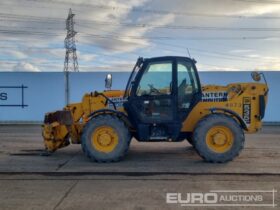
[0,71,279,122]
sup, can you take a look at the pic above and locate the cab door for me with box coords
[125,57,179,140]
[125,57,201,141]
[177,59,201,121]
[130,58,176,123]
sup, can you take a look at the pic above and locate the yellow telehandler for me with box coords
[42,56,268,163]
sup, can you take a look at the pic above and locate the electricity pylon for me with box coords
[64,8,78,105]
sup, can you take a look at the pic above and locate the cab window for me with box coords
[137,61,172,96]
[177,61,199,109]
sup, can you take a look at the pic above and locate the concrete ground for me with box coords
[0,125,279,210]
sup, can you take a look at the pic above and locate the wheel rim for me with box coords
[92,126,119,153]
[206,126,234,153]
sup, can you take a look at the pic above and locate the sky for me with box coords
[0,0,280,72]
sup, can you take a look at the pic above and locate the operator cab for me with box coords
[124,56,202,141]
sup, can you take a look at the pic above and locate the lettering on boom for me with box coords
[202,91,228,102]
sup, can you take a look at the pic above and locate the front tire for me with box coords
[81,114,131,162]
[193,114,244,163]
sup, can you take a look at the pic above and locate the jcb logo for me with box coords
[243,97,251,124]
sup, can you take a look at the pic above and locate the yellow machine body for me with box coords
[42,82,268,152]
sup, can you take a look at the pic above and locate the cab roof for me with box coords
[142,56,196,63]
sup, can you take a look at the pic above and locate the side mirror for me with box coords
[105,74,112,89]
[251,71,261,82]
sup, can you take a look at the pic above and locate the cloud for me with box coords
[255,63,280,71]
[247,54,261,58]
[48,49,65,59]
[13,62,40,72]
[229,49,255,54]
[229,3,280,16]
[197,63,241,71]
[98,13,175,53]
[0,0,279,71]
[75,0,174,53]
[77,52,97,62]
[4,50,27,59]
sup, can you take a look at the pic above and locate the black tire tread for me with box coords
[81,114,131,163]
[193,113,244,163]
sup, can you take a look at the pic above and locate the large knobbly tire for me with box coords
[193,114,244,163]
[81,114,131,163]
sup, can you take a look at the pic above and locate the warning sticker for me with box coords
[243,97,251,124]
[108,97,125,108]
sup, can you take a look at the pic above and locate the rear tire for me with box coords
[81,114,131,162]
[193,114,244,163]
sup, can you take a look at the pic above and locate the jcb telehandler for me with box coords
[43,56,268,163]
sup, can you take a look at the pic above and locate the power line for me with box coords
[0,13,65,23]
[0,29,64,36]
[80,34,278,66]
[0,39,277,66]
[2,12,280,32]
[0,44,137,63]
[1,28,278,41]
[16,0,280,19]
[0,27,278,65]
[154,41,261,62]
[77,21,280,31]
[153,42,259,64]
[78,35,278,67]
[232,0,280,4]
[77,27,280,61]
[0,39,266,64]
[80,27,269,63]
[80,33,280,41]
[0,6,279,71]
